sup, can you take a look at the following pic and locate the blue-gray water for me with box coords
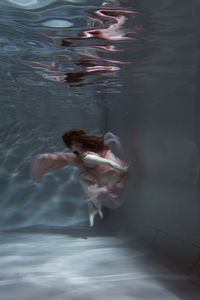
[0,0,200,299]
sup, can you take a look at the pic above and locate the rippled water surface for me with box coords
[1,0,200,299]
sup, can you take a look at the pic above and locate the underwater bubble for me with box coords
[42,19,73,28]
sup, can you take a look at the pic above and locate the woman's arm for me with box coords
[104,132,129,163]
[31,152,82,182]
[83,154,128,172]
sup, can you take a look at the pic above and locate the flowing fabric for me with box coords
[31,152,83,182]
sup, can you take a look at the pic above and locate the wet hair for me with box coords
[62,128,110,153]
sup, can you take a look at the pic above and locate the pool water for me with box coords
[0,0,200,298]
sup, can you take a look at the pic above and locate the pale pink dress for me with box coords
[31,150,127,209]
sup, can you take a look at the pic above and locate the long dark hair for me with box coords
[62,128,110,153]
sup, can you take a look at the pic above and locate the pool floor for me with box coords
[0,228,199,300]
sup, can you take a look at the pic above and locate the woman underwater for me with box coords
[31,129,129,226]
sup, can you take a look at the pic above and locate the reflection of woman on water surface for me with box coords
[31,129,129,226]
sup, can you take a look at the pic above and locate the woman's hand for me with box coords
[121,165,129,172]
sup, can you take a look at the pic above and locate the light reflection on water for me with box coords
[7,0,85,10]
[1,0,141,89]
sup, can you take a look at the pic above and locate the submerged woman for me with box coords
[31,129,129,226]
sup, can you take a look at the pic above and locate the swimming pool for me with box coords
[0,0,200,298]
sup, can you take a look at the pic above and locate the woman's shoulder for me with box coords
[83,151,99,157]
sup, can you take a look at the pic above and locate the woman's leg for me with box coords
[88,199,103,227]
[79,172,104,226]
